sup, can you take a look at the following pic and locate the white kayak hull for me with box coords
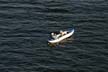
[48,29,74,43]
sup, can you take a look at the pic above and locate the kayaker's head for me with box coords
[60,30,63,33]
[51,32,56,36]
[51,33,54,36]
[60,30,64,35]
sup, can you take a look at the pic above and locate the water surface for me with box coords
[0,0,108,72]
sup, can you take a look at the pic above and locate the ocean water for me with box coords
[0,0,108,72]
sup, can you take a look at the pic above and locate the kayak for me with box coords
[48,29,74,43]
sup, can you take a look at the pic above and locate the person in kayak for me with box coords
[51,33,61,39]
[60,30,68,36]
[51,30,68,39]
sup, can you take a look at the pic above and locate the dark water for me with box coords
[0,0,108,72]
